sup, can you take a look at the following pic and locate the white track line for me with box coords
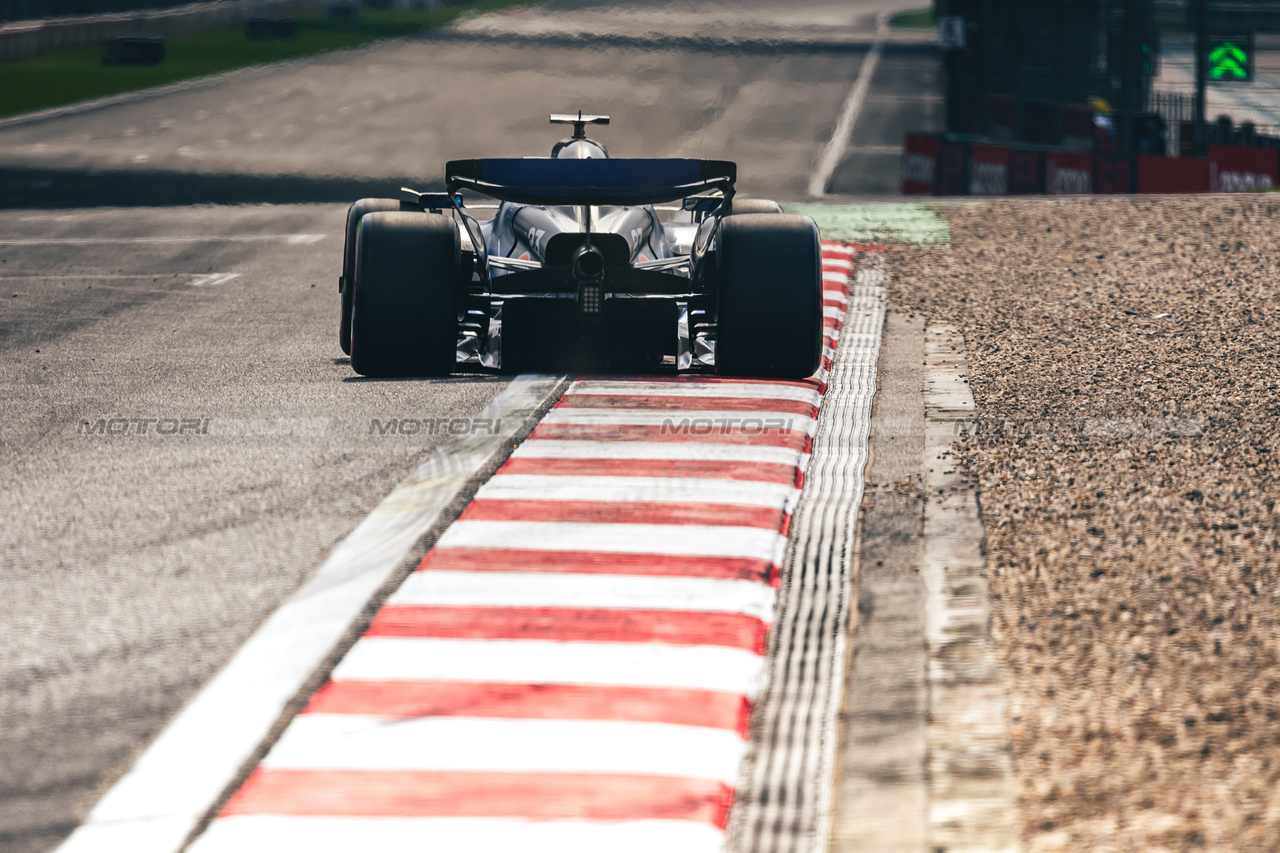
[189,815,725,853]
[436,520,786,560]
[477,474,800,507]
[332,638,766,695]
[55,375,563,853]
[261,716,746,781]
[391,571,775,616]
[807,13,888,197]
[540,409,816,431]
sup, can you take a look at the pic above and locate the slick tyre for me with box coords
[340,198,399,355]
[350,211,460,378]
[727,198,784,215]
[715,213,823,379]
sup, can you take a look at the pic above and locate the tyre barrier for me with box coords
[244,17,297,39]
[102,35,164,65]
[903,132,1280,197]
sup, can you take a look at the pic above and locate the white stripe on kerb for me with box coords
[823,270,852,283]
[478,474,800,509]
[512,440,806,466]
[437,521,787,561]
[823,257,854,269]
[567,381,821,404]
[390,571,776,618]
[190,816,725,853]
[332,638,767,695]
[541,409,816,433]
[261,716,746,781]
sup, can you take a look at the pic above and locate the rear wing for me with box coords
[445,158,736,205]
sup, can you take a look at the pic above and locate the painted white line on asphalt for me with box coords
[479,474,800,507]
[189,815,725,853]
[437,520,787,561]
[261,715,746,781]
[807,12,888,197]
[332,637,766,695]
[55,374,564,853]
[0,234,325,245]
[512,439,806,466]
[390,571,776,617]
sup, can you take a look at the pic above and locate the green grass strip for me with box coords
[888,8,933,30]
[0,0,538,120]
[784,203,951,247]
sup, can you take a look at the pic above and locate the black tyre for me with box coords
[340,198,399,355]
[715,213,822,379]
[350,211,460,378]
[728,198,784,215]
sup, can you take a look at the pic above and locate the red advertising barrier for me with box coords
[1137,156,1210,193]
[901,133,939,195]
[1045,151,1093,194]
[1061,106,1095,152]
[968,143,1009,195]
[1208,144,1279,192]
[1094,156,1132,194]
[935,138,968,196]
[1008,148,1043,194]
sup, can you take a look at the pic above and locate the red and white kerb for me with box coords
[189,244,857,853]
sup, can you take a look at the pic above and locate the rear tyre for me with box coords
[728,198,784,215]
[350,211,460,378]
[715,213,822,379]
[340,198,399,355]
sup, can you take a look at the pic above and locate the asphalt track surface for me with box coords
[0,2,937,850]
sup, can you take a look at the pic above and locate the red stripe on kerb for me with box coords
[304,681,752,733]
[498,456,799,485]
[823,299,845,309]
[528,422,812,450]
[463,498,787,530]
[558,394,817,417]
[824,317,843,330]
[366,606,768,652]
[224,769,733,825]
[418,548,777,585]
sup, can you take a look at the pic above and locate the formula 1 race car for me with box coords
[338,113,823,378]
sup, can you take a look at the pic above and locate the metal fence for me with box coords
[938,0,1280,156]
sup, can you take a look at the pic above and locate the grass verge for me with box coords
[888,8,934,29]
[0,0,537,120]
